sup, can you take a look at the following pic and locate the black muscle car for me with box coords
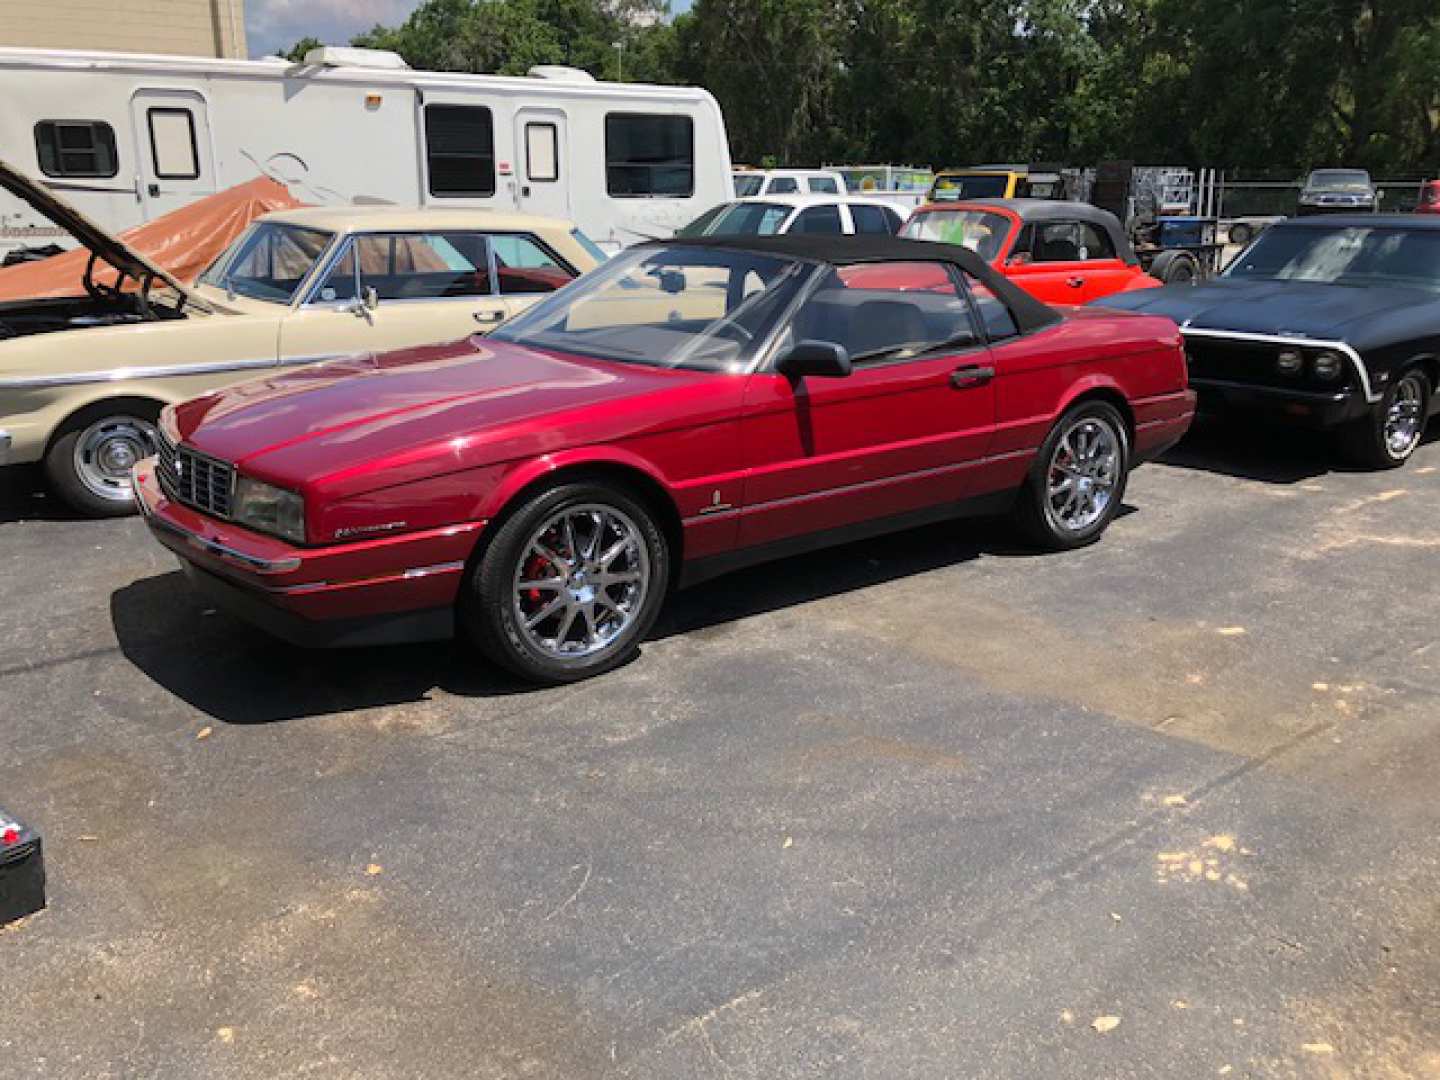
[1093,214,1440,468]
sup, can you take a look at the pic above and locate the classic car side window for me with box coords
[353,232,495,301]
[962,271,1020,341]
[315,246,358,303]
[791,204,844,234]
[490,234,575,294]
[1076,222,1117,261]
[785,261,980,365]
[1032,222,1084,262]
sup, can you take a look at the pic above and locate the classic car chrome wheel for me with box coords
[1383,372,1426,460]
[509,503,652,661]
[72,415,159,503]
[1045,416,1120,533]
[1014,400,1130,551]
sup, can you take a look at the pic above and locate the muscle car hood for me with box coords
[0,158,213,311]
[172,336,720,489]
[1093,278,1434,340]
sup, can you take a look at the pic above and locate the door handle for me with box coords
[950,364,994,389]
[1066,276,1086,288]
[473,308,506,325]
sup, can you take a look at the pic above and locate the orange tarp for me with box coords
[0,176,305,301]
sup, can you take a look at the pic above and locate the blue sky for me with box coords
[247,0,692,59]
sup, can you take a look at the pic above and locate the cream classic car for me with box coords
[0,161,605,515]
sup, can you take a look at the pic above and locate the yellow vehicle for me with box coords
[927,166,1066,203]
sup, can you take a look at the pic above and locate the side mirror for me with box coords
[775,339,852,379]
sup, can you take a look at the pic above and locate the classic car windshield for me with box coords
[1225,225,1440,292]
[676,201,791,238]
[1305,170,1372,192]
[199,222,334,304]
[900,210,1010,260]
[930,174,1009,201]
[490,245,812,372]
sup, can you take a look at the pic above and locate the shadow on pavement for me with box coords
[1160,416,1440,484]
[111,512,1061,724]
[0,465,84,525]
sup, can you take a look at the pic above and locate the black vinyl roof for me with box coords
[642,234,1062,334]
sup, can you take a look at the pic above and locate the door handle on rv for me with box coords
[950,364,994,389]
[473,308,506,325]
[1066,276,1086,288]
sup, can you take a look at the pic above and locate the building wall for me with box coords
[2,0,247,59]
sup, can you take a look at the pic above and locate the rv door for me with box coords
[130,89,215,219]
[513,108,571,221]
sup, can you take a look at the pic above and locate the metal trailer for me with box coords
[1090,162,1229,284]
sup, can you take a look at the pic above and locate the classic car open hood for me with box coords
[0,159,214,312]
[1093,278,1431,340]
[172,335,715,485]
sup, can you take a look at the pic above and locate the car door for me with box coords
[1070,220,1135,301]
[737,260,997,547]
[277,230,548,360]
[1003,220,1092,304]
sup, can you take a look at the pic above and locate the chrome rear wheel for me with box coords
[1045,415,1121,535]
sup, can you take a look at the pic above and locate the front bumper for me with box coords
[1190,377,1369,429]
[133,460,485,648]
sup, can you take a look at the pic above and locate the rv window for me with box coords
[354,232,496,300]
[605,114,694,198]
[34,120,119,179]
[491,234,574,294]
[147,108,199,180]
[425,105,496,198]
[525,123,559,183]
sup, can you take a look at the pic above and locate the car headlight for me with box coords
[1276,349,1303,374]
[1312,351,1344,380]
[232,476,306,544]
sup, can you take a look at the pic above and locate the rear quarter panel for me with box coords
[980,310,1188,490]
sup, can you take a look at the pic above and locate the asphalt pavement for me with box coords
[2,420,1439,1079]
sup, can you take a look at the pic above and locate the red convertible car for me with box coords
[135,235,1193,683]
[900,199,1162,304]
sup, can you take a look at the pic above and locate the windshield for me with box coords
[490,244,813,373]
[733,174,764,197]
[930,174,1009,201]
[900,210,1011,261]
[1225,224,1440,292]
[1306,170,1372,192]
[199,221,333,303]
[676,201,791,238]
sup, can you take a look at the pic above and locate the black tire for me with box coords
[1338,367,1430,470]
[1162,254,1198,284]
[463,481,671,684]
[44,401,161,518]
[1012,400,1130,551]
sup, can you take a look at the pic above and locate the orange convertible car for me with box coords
[900,198,1161,305]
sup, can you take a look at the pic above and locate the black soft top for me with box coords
[916,198,1141,267]
[643,234,1061,335]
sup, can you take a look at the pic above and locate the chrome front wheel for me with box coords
[466,482,670,684]
[73,415,158,503]
[1383,372,1427,461]
[511,504,652,661]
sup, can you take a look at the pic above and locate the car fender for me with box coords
[1052,373,1134,437]
[483,445,677,522]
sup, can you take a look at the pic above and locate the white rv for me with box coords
[0,46,734,255]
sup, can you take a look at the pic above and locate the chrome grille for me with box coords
[155,431,234,519]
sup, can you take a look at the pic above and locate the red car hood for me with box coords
[173,335,717,493]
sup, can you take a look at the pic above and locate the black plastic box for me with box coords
[0,807,45,925]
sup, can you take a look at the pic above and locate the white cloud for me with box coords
[246,0,423,58]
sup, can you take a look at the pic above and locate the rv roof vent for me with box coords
[303,46,410,70]
[528,65,596,83]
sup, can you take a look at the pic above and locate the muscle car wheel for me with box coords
[465,482,670,683]
[1341,368,1430,469]
[45,405,160,518]
[1014,401,1129,551]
